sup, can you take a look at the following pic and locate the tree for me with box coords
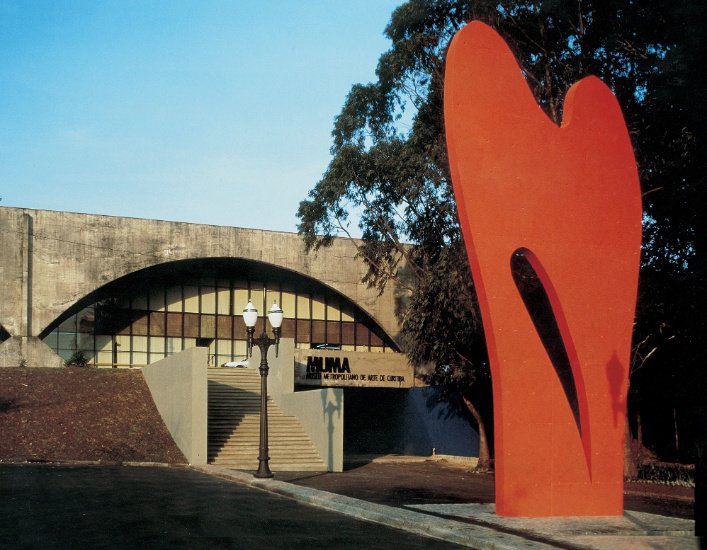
[299,1,495,469]
[298,0,705,472]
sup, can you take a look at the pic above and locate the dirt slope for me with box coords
[0,367,186,464]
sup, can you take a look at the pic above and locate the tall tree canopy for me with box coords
[298,0,705,466]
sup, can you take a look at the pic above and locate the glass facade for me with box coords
[43,274,397,368]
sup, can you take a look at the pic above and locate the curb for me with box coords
[0,459,185,468]
[194,465,556,549]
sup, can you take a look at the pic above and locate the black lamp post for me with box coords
[243,300,283,478]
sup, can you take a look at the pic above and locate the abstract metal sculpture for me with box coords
[444,21,642,516]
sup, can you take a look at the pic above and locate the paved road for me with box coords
[0,464,466,549]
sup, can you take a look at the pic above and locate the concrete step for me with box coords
[210,461,327,471]
[210,449,325,458]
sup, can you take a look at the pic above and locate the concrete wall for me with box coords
[277,388,344,472]
[0,207,401,359]
[142,347,208,465]
[0,337,64,368]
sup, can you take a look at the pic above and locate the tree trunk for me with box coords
[462,395,492,471]
[624,412,652,479]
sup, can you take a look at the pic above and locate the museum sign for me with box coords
[294,349,414,388]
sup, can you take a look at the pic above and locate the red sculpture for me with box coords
[444,21,642,516]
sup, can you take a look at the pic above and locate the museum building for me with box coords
[0,206,479,470]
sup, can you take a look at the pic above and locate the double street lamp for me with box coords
[242,300,283,478]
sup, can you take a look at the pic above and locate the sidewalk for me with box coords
[197,456,698,549]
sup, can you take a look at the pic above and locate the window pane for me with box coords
[217,316,232,339]
[233,340,248,357]
[312,295,325,320]
[96,350,112,366]
[150,312,166,336]
[166,313,183,337]
[297,295,310,319]
[115,334,131,349]
[355,323,370,347]
[327,301,340,322]
[78,334,94,352]
[133,336,148,352]
[77,308,94,333]
[249,288,264,312]
[184,313,199,338]
[132,352,148,365]
[131,311,149,335]
[326,321,341,344]
[281,318,295,339]
[149,336,166,354]
[281,291,296,318]
[342,323,355,346]
[312,320,326,343]
[265,287,280,310]
[166,286,182,312]
[370,331,383,347]
[58,332,76,350]
[111,310,132,335]
[200,315,215,338]
[216,339,232,358]
[234,289,249,315]
[150,288,165,311]
[296,320,311,343]
[341,304,354,323]
[217,288,230,315]
[183,286,199,313]
[201,287,216,314]
[95,335,112,352]
[166,337,182,354]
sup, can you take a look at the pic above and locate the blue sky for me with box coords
[0,1,404,232]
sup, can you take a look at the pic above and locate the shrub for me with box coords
[65,350,91,368]
[637,461,695,487]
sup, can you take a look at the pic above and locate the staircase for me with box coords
[207,367,327,471]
